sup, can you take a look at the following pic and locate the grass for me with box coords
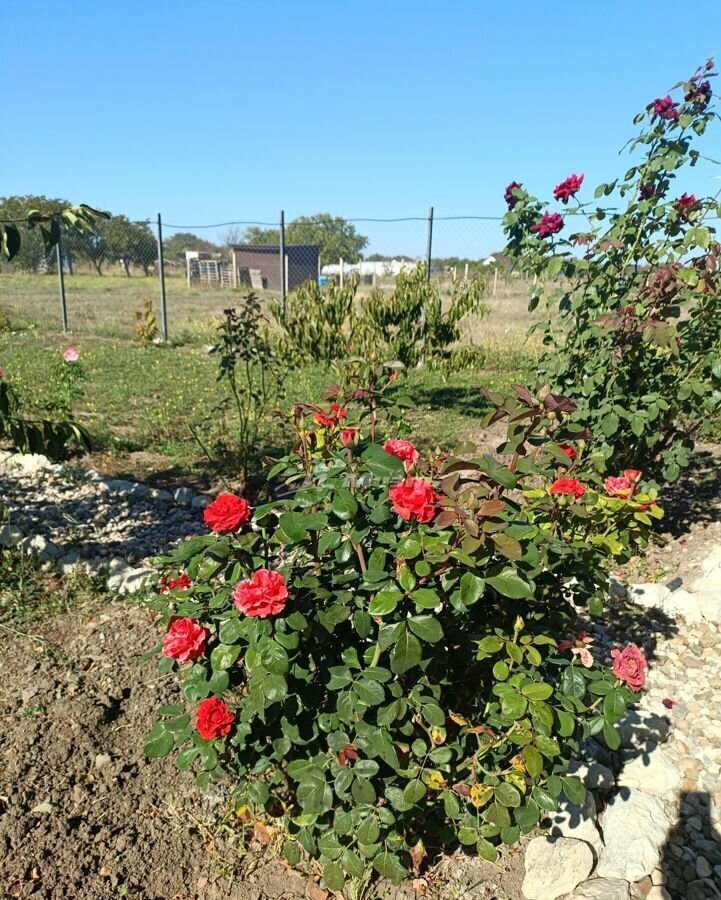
[0,273,540,489]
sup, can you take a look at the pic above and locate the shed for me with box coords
[230,244,320,292]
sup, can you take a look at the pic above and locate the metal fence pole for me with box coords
[56,241,68,333]
[156,213,168,342]
[279,210,286,317]
[425,206,434,282]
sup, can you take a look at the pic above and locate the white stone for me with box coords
[617,709,670,750]
[21,534,61,560]
[565,759,615,792]
[547,791,603,858]
[617,745,682,798]
[627,583,671,609]
[565,877,630,899]
[0,524,23,547]
[7,453,53,474]
[522,837,593,900]
[596,788,669,882]
[94,753,112,770]
[174,486,194,505]
[31,800,54,814]
[151,488,174,503]
[106,563,155,595]
[661,587,721,625]
[701,546,721,575]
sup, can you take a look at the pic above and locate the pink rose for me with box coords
[611,644,647,691]
[557,631,594,668]
[63,347,79,363]
[163,617,209,663]
[340,428,358,447]
[604,476,632,498]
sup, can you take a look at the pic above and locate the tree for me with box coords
[242,214,369,266]
[163,231,221,261]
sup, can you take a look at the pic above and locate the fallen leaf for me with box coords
[410,839,426,872]
[307,882,329,900]
[253,822,273,846]
[412,877,428,896]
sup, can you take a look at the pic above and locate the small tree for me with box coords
[243,215,369,266]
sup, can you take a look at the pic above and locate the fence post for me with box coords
[156,213,168,342]
[425,206,434,282]
[279,210,286,317]
[56,241,68,333]
[493,267,499,296]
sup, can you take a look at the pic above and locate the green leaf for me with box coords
[459,571,485,605]
[332,488,359,521]
[495,782,521,808]
[501,693,528,720]
[603,720,621,750]
[560,666,586,699]
[412,587,441,609]
[368,590,400,616]
[522,683,553,701]
[390,630,422,675]
[322,862,345,891]
[523,745,543,779]
[144,724,174,759]
[561,776,586,806]
[476,838,498,862]
[296,771,333,814]
[210,643,241,671]
[403,780,427,804]
[372,852,407,885]
[487,569,533,599]
[362,443,406,480]
[276,512,309,543]
[603,690,627,724]
[408,615,443,643]
[484,801,511,828]
[341,848,366,879]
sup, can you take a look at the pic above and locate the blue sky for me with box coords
[2,0,719,256]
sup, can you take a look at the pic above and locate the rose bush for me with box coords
[503,60,721,483]
[145,374,659,889]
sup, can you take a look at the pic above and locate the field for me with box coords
[0,272,540,488]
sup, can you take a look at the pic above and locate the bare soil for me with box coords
[0,601,526,900]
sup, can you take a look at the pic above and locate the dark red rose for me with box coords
[203,493,251,533]
[685,80,712,106]
[530,212,564,238]
[639,183,656,200]
[652,96,679,121]
[163,617,209,663]
[233,569,289,618]
[389,477,439,524]
[504,181,523,209]
[195,697,235,741]
[675,193,698,219]
[553,174,584,205]
[549,477,585,499]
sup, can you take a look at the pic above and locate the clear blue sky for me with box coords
[2,0,719,257]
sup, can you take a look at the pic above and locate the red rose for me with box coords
[639,183,656,200]
[195,697,235,741]
[604,475,632,498]
[314,404,347,428]
[530,212,564,238]
[559,444,576,460]
[504,181,523,209]
[203,493,251,533]
[652,96,679,121]
[611,644,647,692]
[384,439,420,469]
[624,469,642,484]
[553,174,584,205]
[675,193,698,219]
[340,428,358,447]
[549,477,585,499]
[160,572,192,594]
[163,617,209,663]
[234,569,289,618]
[389,477,439,524]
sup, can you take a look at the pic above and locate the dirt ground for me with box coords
[0,601,526,900]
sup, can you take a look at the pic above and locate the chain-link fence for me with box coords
[0,210,507,340]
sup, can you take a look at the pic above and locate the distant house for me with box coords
[230,244,320,292]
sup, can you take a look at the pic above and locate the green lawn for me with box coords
[0,328,537,491]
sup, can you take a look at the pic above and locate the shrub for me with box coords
[503,60,721,483]
[0,347,89,458]
[134,298,159,347]
[271,266,488,370]
[198,299,284,487]
[146,377,658,888]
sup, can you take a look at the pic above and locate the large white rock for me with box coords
[547,791,603,858]
[700,546,721,575]
[7,452,55,475]
[627,583,671,609]
[565,759,615,792]
[522,837,593,900]
[617,709,670,750]
[565,877,630,899]
[596,788,669,882]
[661,587,721,625]
[21,534,61,560]
[106,561,155,595]
[617,745,682,798]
